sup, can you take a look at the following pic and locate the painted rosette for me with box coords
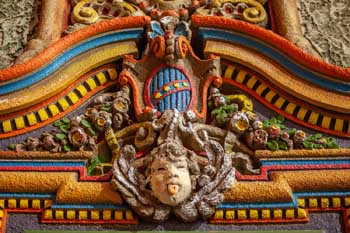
[148,67,192,112]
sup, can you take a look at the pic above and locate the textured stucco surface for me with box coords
[298,0,350,67]
[0,0,39,69]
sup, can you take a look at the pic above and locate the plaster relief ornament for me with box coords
[104,13,238,222]
[118,13,222,120]
[109,109,236,222]
[67,0,145,33]
[195,0,268,27]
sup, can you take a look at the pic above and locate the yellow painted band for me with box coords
[204,40,350,113]
[224,65,235,79]
[0,41,137,114]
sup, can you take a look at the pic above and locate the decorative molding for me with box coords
[0,66,118,138]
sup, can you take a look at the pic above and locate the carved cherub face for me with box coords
[149,143,192,206]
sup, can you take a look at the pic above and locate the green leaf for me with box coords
[326,137,335,143]
[276,115,285,123]
[278,141,288,151]
[211,108,221,116]
[81,119,92,128]
[60,125,70,133]
[267,140,279,151]
[87,127,96,136]
[287,128,296,136]
[8,144,16,150]
[270,118,277,124]
[63,144,71,152]
[303,141,314,149]
[309,133,323,141]
[55,133,66,140]
[87,157,101,176]
[53,121,63,127]
[62,117,70,124]
[311,143,323,149]
[262,122,270,129]
[216,111,228,123]
[278,124,286,130]
[101,106,112,112]
[326,140,339,149]
[222,105,236,113]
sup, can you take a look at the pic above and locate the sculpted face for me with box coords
[150,155,192,206]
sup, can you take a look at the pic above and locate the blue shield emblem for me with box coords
[148,66,192,113]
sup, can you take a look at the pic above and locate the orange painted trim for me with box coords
[0,16,150,81]
[194,75,222,118]
[119,69,143,116]
[191,15,350,80]
[0,65,116,120]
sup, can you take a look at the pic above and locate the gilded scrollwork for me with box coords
[68,0,145,32]
[195,0,268,27]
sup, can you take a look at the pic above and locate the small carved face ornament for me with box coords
[150,156,192,206]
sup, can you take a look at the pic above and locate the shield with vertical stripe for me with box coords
[147,66,192,113]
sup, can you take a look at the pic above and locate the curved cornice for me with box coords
[0,16,150,82]
[192,15,350,80]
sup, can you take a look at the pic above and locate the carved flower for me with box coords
[294,130,306,142]
[68,127,88,149]
[93,111,112,131]
[26,137,40,151]
[41,132,60,152]
[266,124,281,139]
[113,98,129,113]
[252,129,268,149]
[252,120,263,130]
[229,112,249,134]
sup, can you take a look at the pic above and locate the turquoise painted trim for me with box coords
[0,193,53,198]
[261,159,350,166]
[218,191,350,209]
[199,28,350,93]
[0,29,143,95]
[50,204,127,210]
[0,161,85,167]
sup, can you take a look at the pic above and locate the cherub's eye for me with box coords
[157,167,166,171]
[177,166,186,169]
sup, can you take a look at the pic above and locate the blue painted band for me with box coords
[218,199,298,209]
[0,161,85,167]
[199,28,350,93]
[50,204,127,210]
[0,193,54,198]
[218,191,350,209]
[0,29,143,95]
[260,159,350,166]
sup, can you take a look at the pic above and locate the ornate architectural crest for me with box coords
[1,0,350,232]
